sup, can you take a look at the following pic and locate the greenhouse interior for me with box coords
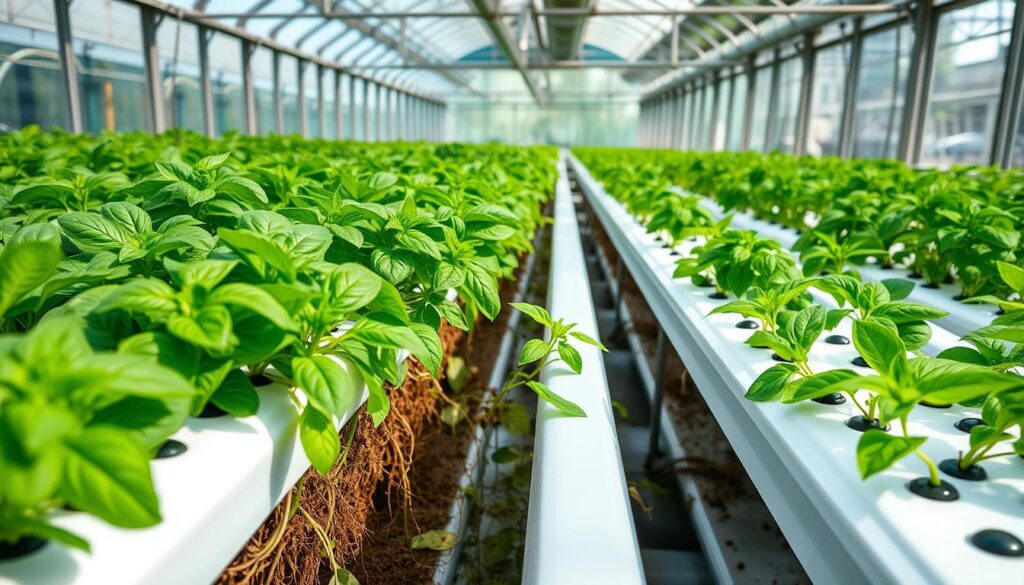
[1,0,1023,584]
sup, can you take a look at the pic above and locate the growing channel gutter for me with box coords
[569,153,1024,585]
[0,338,379,585]
[521,152,646,585]
[431,203,546,585]
[587,236,737,585]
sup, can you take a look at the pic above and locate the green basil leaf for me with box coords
[526,381,586,417]
[299,405,340,475]
[569,330,607,351]
[519,339,549,366]
[558,341,583,374]
[745,363,798,401]
[292,355,360,418]
[856,429,926,480]
[60,427,161,528]
[210,369,260,417]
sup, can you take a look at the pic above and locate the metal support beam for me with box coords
[298,60,308,137]
[272,51,284,134]
[644,328,669,472]
[741,57,756,150]
[361,78,369,141]
[347,74,356,139]
[709,72,721,150]
[794,32,816,155]
[992,0,1024,168]
[763,48,782,151]
[837,18,863,158]
[356,60,738,71]
[897,0,937,164]
[722,74,735,150]
[317,64,327,138]
[53,0,82,133]
[198,27,216,137]
[374,82,382,142]
[335,71,343,139]
[199,5,903,19]
[241,40,257,135]
[467,0,545,105]
[140,6,165,133]
[672,90,681,148]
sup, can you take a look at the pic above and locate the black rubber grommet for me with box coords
[907,477,959,501]
[845,415,889,432]
[954,417,984,433]
[155,439,188,459]
[971,530,1024,557]
[939,459,987,481]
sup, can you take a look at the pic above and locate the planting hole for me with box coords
[954,417,984,433]
[196,402,229,419]
[939,459,987,482]
[851,356,870,368]
[155,439,188,459]
[735,320,759,330]
[845,415,888,433]
[249,373,273,387]
[0,537,47,561]
[907,478,959,501]
[708,291,728,300]
[824,334,850,345]
[971,530,1024,557]
[812,393,846,406]
[771,353,792,363]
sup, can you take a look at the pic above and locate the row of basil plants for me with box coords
[0,127,557,555]
[574,147,1024,501]
[576,148,1024,306]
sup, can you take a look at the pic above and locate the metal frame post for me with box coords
[644,328,669,472]
[709,71,722,150]
[794,32,817,155]
[241,40,257,135]
[764,47,783,151]
[361,78,370,141]
[741,57,756,150]
[140,6,165,133]
[53,0,82,132]
[992,0,1024,167]
[317,64,326,138]
[334,70,343,139]
[674,87,686,148]
[374,82,383,141]
[639,101,646,147]
[897,0,937,164]
[297,59,308,137]
[348,75,357,139]
[272,51,284,134]
[837,18,863,158]
[723,73,736,150]
[198,27,216,137]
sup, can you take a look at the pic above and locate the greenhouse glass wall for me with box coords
[2,2,1024,585]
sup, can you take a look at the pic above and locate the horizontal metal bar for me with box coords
[199,5,901,19]
[353,59,740,70]
[115,0,444,104]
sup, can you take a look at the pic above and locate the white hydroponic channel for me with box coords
[571,154,1024,585]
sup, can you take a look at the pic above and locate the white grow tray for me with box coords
[570,154,1024,585]
[0,325,406,585]
[521,153,646,585]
